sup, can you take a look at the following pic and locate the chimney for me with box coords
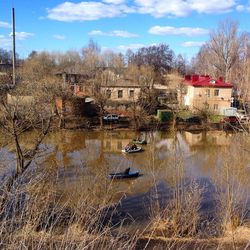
[184,75,191,81]
[192,74,199,82]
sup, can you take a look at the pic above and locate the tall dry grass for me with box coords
[212,132,250,249]
[0,168,142,250]
[147,133,203,240]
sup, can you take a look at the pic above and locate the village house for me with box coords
[55,71,92,97]
[56,70,179,114]
[154,84,178,108]
[101,78,141,102]
[183,75,233,114]
[55,71,96,116]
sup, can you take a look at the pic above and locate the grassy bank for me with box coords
[1,175,250,250]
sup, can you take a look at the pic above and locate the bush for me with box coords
[157,110,173,122]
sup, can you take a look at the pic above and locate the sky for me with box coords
[1,0,250,60]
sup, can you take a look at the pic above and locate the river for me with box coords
[1,130,250,228]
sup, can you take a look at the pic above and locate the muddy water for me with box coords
[1,130,250,222]
[36,130,249,203]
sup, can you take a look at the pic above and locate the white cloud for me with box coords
[135,0,192,17]
[149,26,209,36]
[47,2,132,21]
[117,43,145,51]
[102,0,125,4]
[236,3,250,12]
[0,35,11,48]
[88,30,138,38]
[0,32,34,49]
[236,5,245,11]
[135,0,236,17]
[189,0,236,14]
[47,0,237,21]
[181,41,205,47]
[53,34,66,40]
[0,21,11,28]
[9,32,35,40]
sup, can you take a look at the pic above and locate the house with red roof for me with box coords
[183,75,233,114]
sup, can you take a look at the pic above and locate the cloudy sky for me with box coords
[1,0,250,59]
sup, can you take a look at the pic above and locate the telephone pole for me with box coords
[12,7,16,86]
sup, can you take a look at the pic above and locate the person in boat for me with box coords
[124,167,130,174]
[125,144,131,152]
[131,144,137,150]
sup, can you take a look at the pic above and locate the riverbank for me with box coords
[56,116,249,133]
[1,178,250,250]
[4,228,250,249]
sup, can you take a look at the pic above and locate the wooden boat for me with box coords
[132,139,147,145]
[108,171,140,179]
[122,146,142,153]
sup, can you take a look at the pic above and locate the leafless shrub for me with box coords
[213,133,250,249]
[0,170,139,250]
[149,181,202,238]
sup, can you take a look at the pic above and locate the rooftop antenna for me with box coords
[12,7,16,86]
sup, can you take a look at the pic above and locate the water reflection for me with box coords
[28,130,246,204]
[1,130,250,207]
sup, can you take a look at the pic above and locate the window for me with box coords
[118,90,123,98]
[106,89,111,98]
[205,89,210,97]
[70,75,76,83]
[214,89,219,96]
[204,102,209,109]
[129,90,134,98]
[214,104,218,110]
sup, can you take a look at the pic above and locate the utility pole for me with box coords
[12,7,16,86]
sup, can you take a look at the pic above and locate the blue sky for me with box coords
[1,0,250,59]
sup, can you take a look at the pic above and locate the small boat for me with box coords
[122,146,142,153]
[108,171,140,179]
[132,139,147,145]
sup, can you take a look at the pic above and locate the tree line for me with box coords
[191,19,250,103]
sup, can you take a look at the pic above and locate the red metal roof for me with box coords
[184,75,233,88]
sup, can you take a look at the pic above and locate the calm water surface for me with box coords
[1,130,250,219]
[39,130,250,204]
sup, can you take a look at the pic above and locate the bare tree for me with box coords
[130,44,174,84]
[81,39,102,77]
[0,90,54,189]
[92,69,113,129]
[54,50,82,73]
[125,65,158,129]
[205,20,241,82]
[138,66,159,115]
[101,50,125,74]
[233,32,250,108]
[190,44,215,76]
[0,49,13,64]
[20,51,56,82]
[174,54,187,76]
